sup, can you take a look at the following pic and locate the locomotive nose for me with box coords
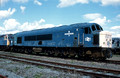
[99,31,112,48]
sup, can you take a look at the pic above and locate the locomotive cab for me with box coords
[84,24,112,48]
[83,24,112,60]
[84,24,104,47]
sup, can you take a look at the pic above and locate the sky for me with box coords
[0,0,120,37]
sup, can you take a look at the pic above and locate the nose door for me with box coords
[79,29,84,47]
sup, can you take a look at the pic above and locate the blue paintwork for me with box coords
[0,35,7,46]
[14,23,102,48]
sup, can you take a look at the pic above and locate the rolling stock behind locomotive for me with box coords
[0,23,112,60]
[112,38,120,54]
[0,34,13,50]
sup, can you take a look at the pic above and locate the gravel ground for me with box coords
[0,51,120,78]
[0,58,90,78]
[109,54,120,60]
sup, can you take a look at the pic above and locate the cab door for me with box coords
[84,27,92,47]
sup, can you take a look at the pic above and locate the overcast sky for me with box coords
[0,0,120,37]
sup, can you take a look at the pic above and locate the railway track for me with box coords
[1,51,120,65]
[81,59,120,65]
[24,52,120,65]
[0,54,120,78]
[105,60,120,65]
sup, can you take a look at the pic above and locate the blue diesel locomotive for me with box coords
[0,23,112,60]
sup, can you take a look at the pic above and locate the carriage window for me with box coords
[92,25,96,31]
[37,34,52,40]
[85,27,91,34]
[17,37,22,44]
[24,34,52,41]
[25,36,36,41]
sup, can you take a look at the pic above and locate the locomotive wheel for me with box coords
[69,51,76,58]
[69,55,76,58]
[19,48,24,53]
[48,51,54,56]
[69,53,76,58]
[93,57,100,61]
[91,53,101,61]
[25,49,33,54]
[25,49,28,53]
[14,48,18,52]
[63,51,69,58]
[10,47,13,52]
[64,54,69,58]
[54,51,60,56]
[99,57,106,61]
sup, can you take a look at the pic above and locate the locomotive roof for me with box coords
[15,23,98,36]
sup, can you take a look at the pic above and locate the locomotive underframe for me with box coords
[0,45,10,51]
[0,45,112,60]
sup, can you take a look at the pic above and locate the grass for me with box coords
[25,66,31,70]
[37,66,44,69]
[34,73,43,78]
[50,76,58,78]
[14,67,19,72]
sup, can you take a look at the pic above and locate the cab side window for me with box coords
[85,27,91,34]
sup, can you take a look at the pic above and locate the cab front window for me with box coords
[95,24,103,31]
[96,24,100,30]
[92,25,96,31]
[100,26,103,31]
[91,24,103,32]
